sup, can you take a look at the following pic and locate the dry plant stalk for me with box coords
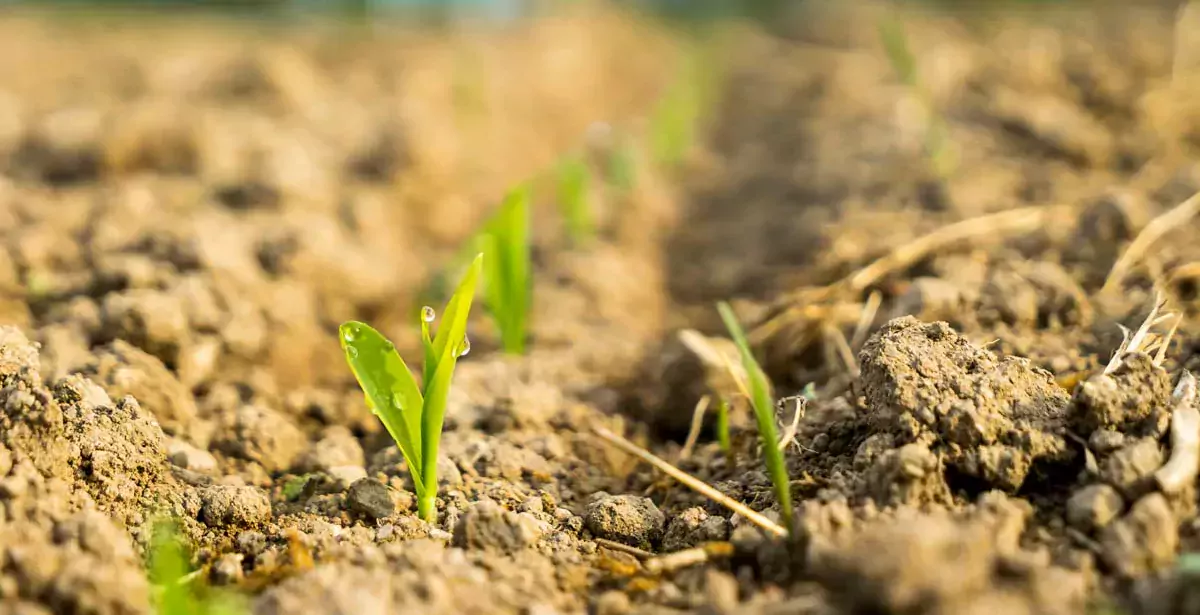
[591,425,789,538]
[753,205,1059,346]
[678,395,711,460]
[1104,293,1178,375]
[1156,371,1199,494]
[1102,190,1200,296]
[594,538,653,559]
[643,542,734,575]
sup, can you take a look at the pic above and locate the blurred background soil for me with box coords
[3,1,1200,614]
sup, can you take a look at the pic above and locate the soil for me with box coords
[3,2,1200,615]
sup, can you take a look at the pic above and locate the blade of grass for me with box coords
[481,185,531,354]
[558,154,593,247]
[717,301,794,535]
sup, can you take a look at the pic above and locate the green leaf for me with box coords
[558,155,592,246]
[420,254,482,498]
[481,185,531,355]
[339,320,425,489]
[149,519,193,615]
[717,301,794,535]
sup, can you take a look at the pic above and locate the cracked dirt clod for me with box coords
[452,501,544,553]
[661,507,731,552]
[1099,437,1163,497]
[200,484,272,528]
[585,494,665,548]
[1066,484,1124,532]
[1100,493,1178,579]
[1071,353,1171,436]
[859,316,1072,492]
[813,497,1085,615]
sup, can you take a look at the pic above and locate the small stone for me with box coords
[1088,430,1125,454]
[584,495,665,548]
[210,553,244,585]
[296,426,364,472]
[1101,438,1163,496]
[1066,484,1124,532]
[346,478,395,520]
[199,485,271,527]
[593,590,632,615]
[236,531,267,556]
[452,501,543,553]
[327,465,367,490]
[1101,493,1178,578]
[167,438,218,474]
[662,507,731,552]
[521,496,545,514]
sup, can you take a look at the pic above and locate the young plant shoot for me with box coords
[149,518,246,615]
[340,254,483,523]
[479,186,531,355]
[557,154,593,247]
[717,301,795,535]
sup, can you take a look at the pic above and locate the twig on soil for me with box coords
[643,542,734,575]
[850,290,882,349]
[754,205,1057,344]
[1102,190,1200,296]
[679,395,711,461]
[824,324,859,377]
[594,538,654,559]
[1104,293,1173,375]
[842,206,1052,294]
[775,396,806,452]
[1155,371,1199,494]
[590,425,789,538]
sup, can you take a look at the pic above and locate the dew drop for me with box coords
[382,341,395,353]
[458,336,471,357]
[392,392,404,409]
[342,325,360,343]
[422,306,436,323]
[346,345,359,359]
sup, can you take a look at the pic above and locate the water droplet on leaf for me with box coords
[422,306,436,323]
[346,345,359,359]
[392,392,404,410]
[342,325,360,343]
[458,336,471,357]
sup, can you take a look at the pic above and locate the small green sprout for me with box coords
[717,301,794,534]
[715,395,732,454]
[606,134,637,194]
[557,154,593,247]
[149,519,246,615]
[878,14,955,179]
[478,186,532,355]
[340,254,482,523]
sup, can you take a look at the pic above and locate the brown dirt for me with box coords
[3,2,1200,615]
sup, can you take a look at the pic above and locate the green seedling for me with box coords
[149,519,246,615]
[715,395,732,454]
[478,186,532,355]
[878,14,955,179]
[557,154,593,247]
[606,134,637,194]
[340,254,482,523]
[717,301,795,535]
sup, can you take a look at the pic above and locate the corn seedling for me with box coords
[557,153,593,247]
[149,519,246,615]
[878,14,955,179]
[606,133,637,193]
[715,395,731,454]
[340,254,482,523]
[478,186,532,355]
[649,37,721,169]
[717,301,794,535]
